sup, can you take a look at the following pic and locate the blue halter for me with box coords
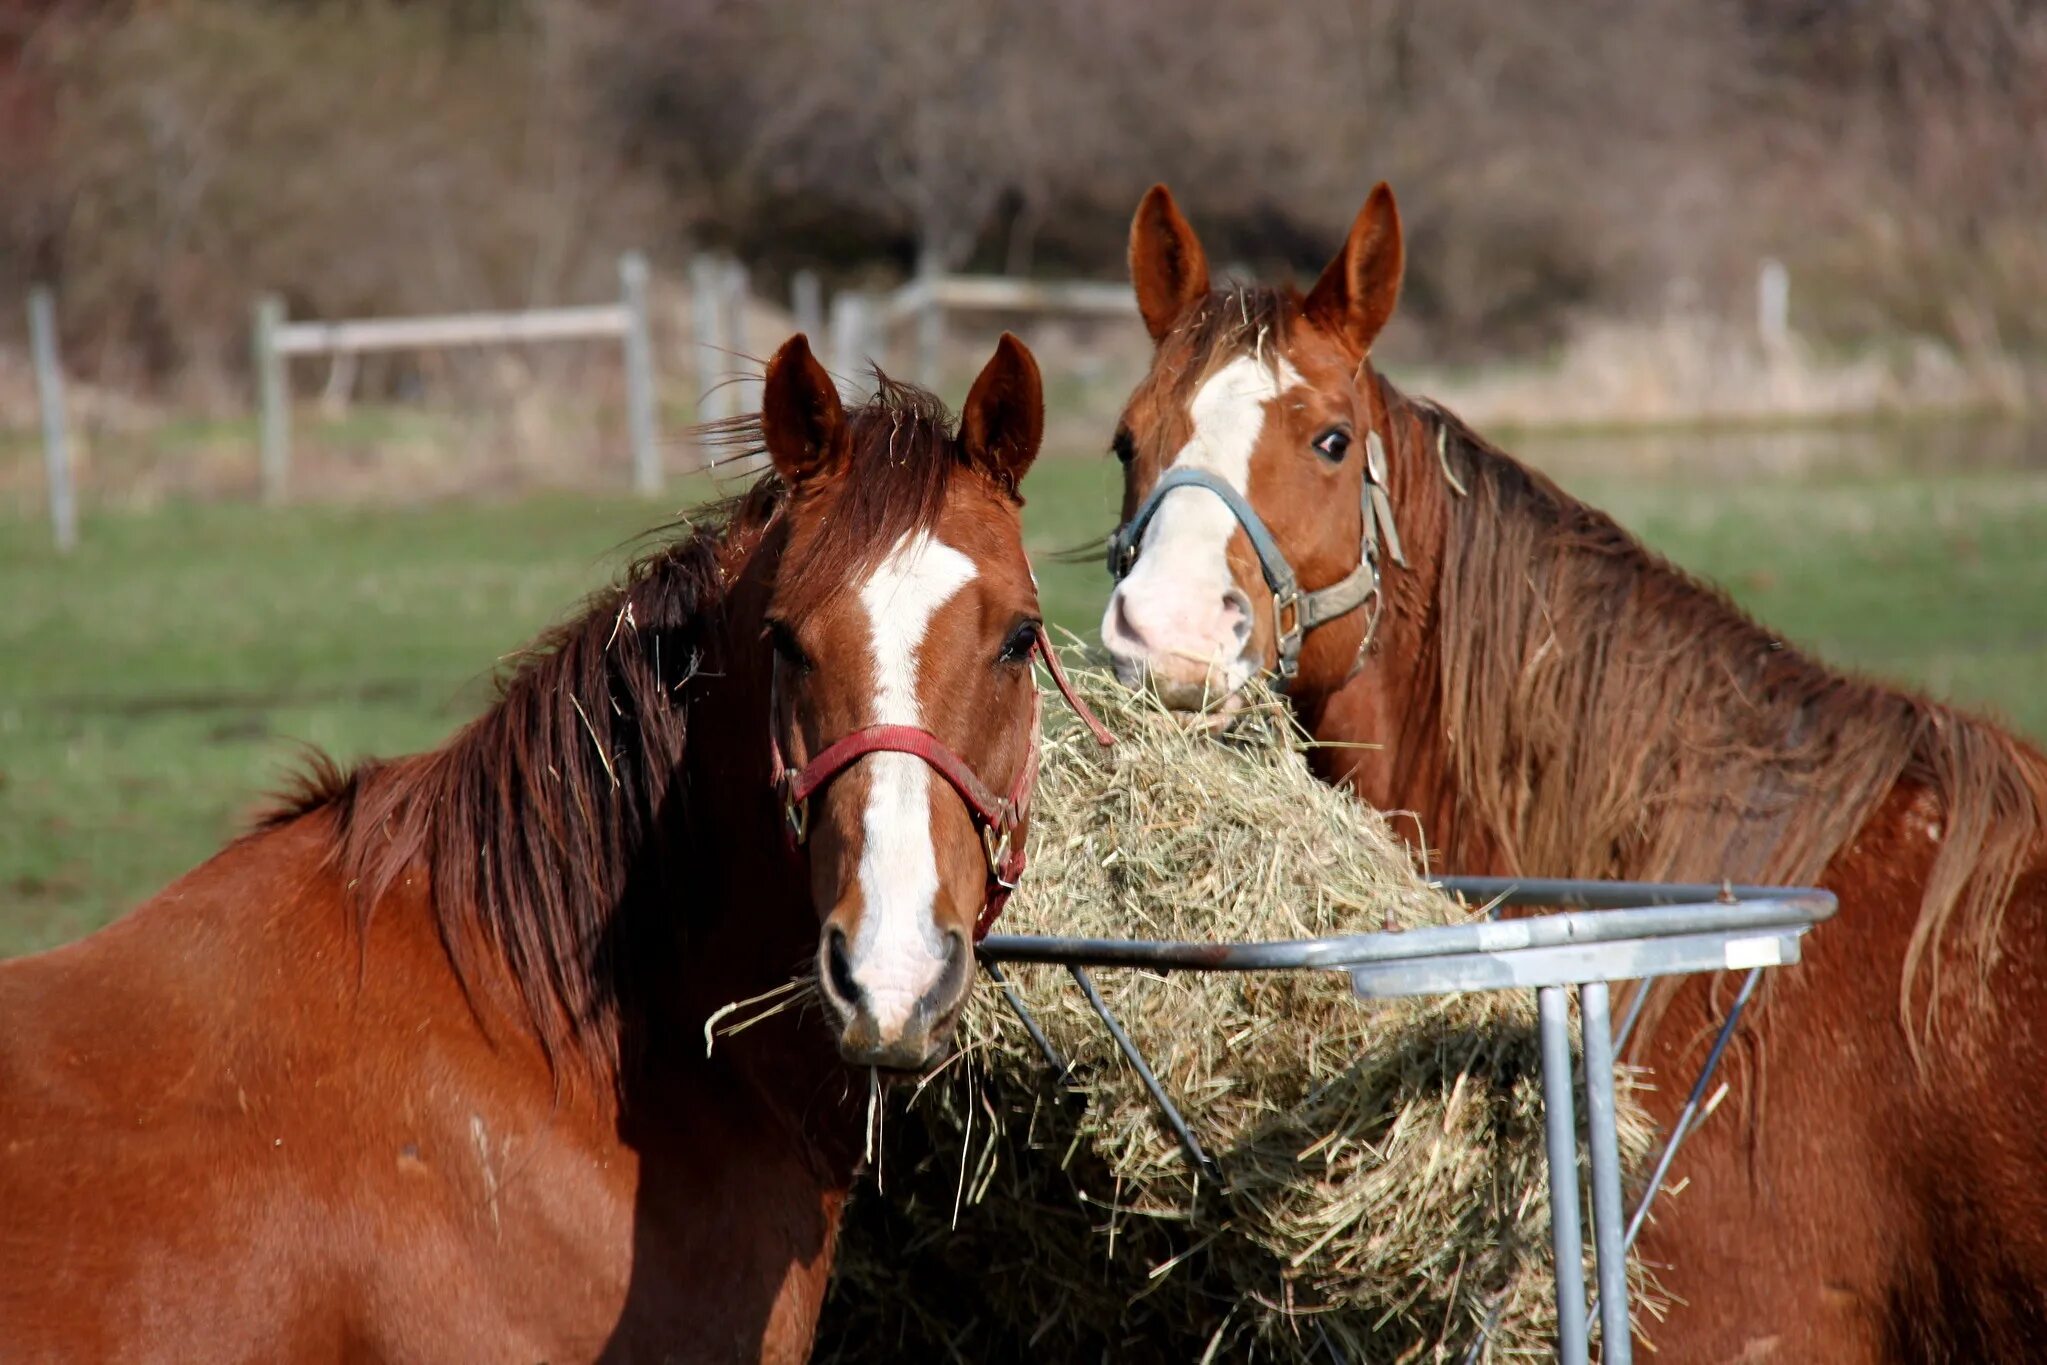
[1106,431,1405,684]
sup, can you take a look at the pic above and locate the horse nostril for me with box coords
[1107,592,1149,652]
[825,926,861,1011]
[942,929,968,989]
[1221,588,1254,646]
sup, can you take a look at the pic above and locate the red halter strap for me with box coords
[769,632,1112,939]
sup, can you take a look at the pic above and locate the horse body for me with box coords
[2,821,628,1360]
[1330,410,2047,1357]
[1109,185,2047,1359]
[0,591,854,1365]
[0,333,1054,1361]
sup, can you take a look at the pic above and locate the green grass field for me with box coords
[6,453,2046,957]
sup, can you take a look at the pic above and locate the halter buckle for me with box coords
[982,823,1017,888]
[779,772,810,844]
[1273,585,1303,680]
[1107,527,1138,579]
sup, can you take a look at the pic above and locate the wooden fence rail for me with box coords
[821,271,1141,397]
[252,252,659,501]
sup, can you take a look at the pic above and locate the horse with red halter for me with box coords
[0,333,1076,1362]
[1102,184,2047,1362]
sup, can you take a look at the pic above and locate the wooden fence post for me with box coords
[791,269,823,344]
[619,251,660,495]
[721,257,755,416]
[27,286,75,552]
[688,253,727,454]
[253,294,290,504]
[1758,259,1790,349]
[914,248,943,389]
[828,290,875,402]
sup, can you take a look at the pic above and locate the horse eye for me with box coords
[766,619,812,673]
[999,619,1041,666]
[1111,428,1136,465]
[1313,428,1352,462]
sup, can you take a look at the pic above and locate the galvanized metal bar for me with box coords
[976,885,1825,1360]
[1346,930,1799,998]
[1623,967,1762,1253]
[27,286,75,552]
[1068,965,1220,1185]
[981,891,1832,974]
[1434,876,1801,910]
[1612,979,1652,1059]
[1579,981,1632,1364]
[984,961,1070,1084]
[1538,985,1590,1365]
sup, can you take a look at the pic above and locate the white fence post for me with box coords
[721,258,756,416]
[791,269,823,344]
[619,252,660,494]
[27,286,76,553]
[689,253,728,444]
[1758,259,1790,349]
[914,247,943,389]
[254,294,290,504]
[828,289,876,401]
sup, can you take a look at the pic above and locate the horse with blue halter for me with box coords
[1103,182,2047,1362]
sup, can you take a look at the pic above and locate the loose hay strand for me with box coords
[818,656,1659,1364]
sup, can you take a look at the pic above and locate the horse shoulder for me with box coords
[0,811,644,1357]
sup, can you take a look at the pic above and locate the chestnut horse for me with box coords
[1102,184,2047,1362]
[0,333,1056,1362]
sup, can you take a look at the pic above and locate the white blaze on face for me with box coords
[849,528,978,1029]
[1101,353,1302,689]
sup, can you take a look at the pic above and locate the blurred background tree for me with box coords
[3,0,2045,388]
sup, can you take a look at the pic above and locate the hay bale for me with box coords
[814,656,1657,1363]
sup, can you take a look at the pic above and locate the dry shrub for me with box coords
[21,0,658,396]
[813,660,1657,1363]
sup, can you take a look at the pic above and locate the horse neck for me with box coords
[329,515,857,1163]
[1305,399,2041,897]
[680,559,823,1004]
[666,538,868,1173]
[1296,382,1485,870]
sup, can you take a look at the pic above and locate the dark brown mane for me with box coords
[257,376,980,1083]
[1410,387,2046,1045]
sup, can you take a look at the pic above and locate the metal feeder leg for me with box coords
[1579,980,1632,1365]
[1538,985,1590,1365]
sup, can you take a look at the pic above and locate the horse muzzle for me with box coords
[819,920,972,1072]
[1100,577,1261,713]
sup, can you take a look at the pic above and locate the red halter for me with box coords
[769,635,1113,939]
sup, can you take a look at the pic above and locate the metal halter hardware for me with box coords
[769,634,1113,940]
[1106,427,1405,684]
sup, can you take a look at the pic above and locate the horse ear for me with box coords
[1304,182,1404,351]
[1129,184,1210,343]
[959,332,1043,496]
[759,334,846,484]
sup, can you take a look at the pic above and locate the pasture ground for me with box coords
[7,450,2047,957]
